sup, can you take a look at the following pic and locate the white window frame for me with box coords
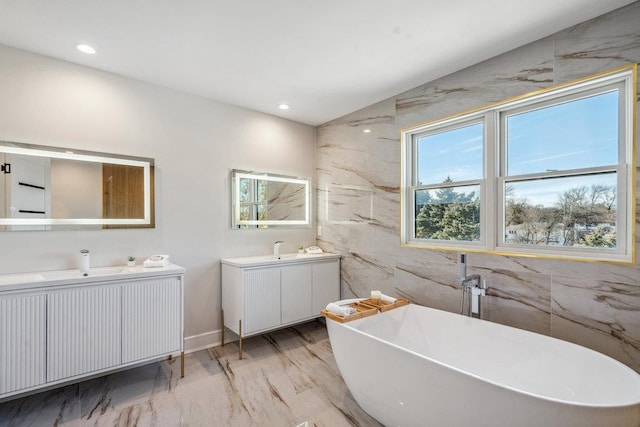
[401,65,636,263]
[403,114,489,250]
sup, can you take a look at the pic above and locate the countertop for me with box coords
[0,263,185,292]
[221,252,340,268]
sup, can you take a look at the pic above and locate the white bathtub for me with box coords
[326,303,640,427]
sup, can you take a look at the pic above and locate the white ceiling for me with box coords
[0,1,634,126]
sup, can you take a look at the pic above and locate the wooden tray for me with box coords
[321,301,378,323]
[361,297,410,312]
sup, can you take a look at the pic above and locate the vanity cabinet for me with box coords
[0,265,184,401]
[221,253,340,357]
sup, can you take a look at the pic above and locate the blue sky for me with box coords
[417,90,619,207]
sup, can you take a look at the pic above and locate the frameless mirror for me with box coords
[0,140,154,231]
[231,169,310,229]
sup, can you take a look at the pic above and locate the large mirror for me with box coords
[231,169,310,229]
[0,140,154,231]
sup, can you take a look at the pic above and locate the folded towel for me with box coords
[325,302,356,317]
[380,293,397,304]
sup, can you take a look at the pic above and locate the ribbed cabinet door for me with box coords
[47,285,121,382]
[0,294,46,394]
[243,268,280,335]
[312,261,340,314]
[122,277,182,363]
[281,264,312,324]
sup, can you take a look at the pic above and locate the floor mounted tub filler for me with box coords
[326,303,640,427]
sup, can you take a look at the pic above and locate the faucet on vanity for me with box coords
[458,253,488,318]
[273,241,284,259]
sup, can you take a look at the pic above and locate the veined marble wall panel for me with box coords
[317,2,640,371]
[553,4,640,84]
[551,276,640,371]
[394,256,462,313]
[340,253,396,299]
[482,270,552,336]
[396,37,554,130]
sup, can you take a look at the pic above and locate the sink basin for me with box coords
[41,266,131,281]
[0,273,46,286]
[242,253,318,263]
[221,252,339,268]
[0,264,184,291]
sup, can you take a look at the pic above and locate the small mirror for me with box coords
[0,141,154,230]
[231,169,310,229]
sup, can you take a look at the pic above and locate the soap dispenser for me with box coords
[79,249,90,275]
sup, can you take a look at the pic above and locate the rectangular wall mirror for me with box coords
[231,169,310,229]
[0,140,154,231]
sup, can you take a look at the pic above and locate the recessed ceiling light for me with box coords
[363,129,371,133]
[75,43,96,55]
[278,103,290,110]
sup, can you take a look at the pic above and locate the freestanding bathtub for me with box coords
[326,303,640,427]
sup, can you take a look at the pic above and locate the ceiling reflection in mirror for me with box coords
[0,141,154,231]
[231,169,310,229]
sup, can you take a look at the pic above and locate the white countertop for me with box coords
[221,252,340,268]
[0,263,185,292]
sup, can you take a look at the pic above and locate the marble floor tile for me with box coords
[0,383,80,427]
[0,320,381,427]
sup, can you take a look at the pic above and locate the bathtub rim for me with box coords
[327,303,640,410]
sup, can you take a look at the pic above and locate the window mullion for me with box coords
[485,110,498,251]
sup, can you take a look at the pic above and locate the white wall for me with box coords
[0,44,317,348]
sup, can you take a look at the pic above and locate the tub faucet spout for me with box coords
[459,274,481,288]
[457,253,487,318]
[460,274,485,318]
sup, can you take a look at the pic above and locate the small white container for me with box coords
[79,249,90,274]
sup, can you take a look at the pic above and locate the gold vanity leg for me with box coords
[238,319,243,360]
[181,351,185,378]
[221,309,225,347]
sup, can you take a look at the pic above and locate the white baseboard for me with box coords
[183,329,238,354]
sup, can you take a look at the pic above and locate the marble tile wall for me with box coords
[316,2,640,372]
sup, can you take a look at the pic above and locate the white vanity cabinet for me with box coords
[0,264,184,402]
[221,253,340,358]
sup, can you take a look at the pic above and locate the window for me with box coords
[401,65,636,263]
[412,120,484,245]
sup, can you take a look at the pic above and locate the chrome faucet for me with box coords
[458,253,487,318]
[273,241,284,259]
